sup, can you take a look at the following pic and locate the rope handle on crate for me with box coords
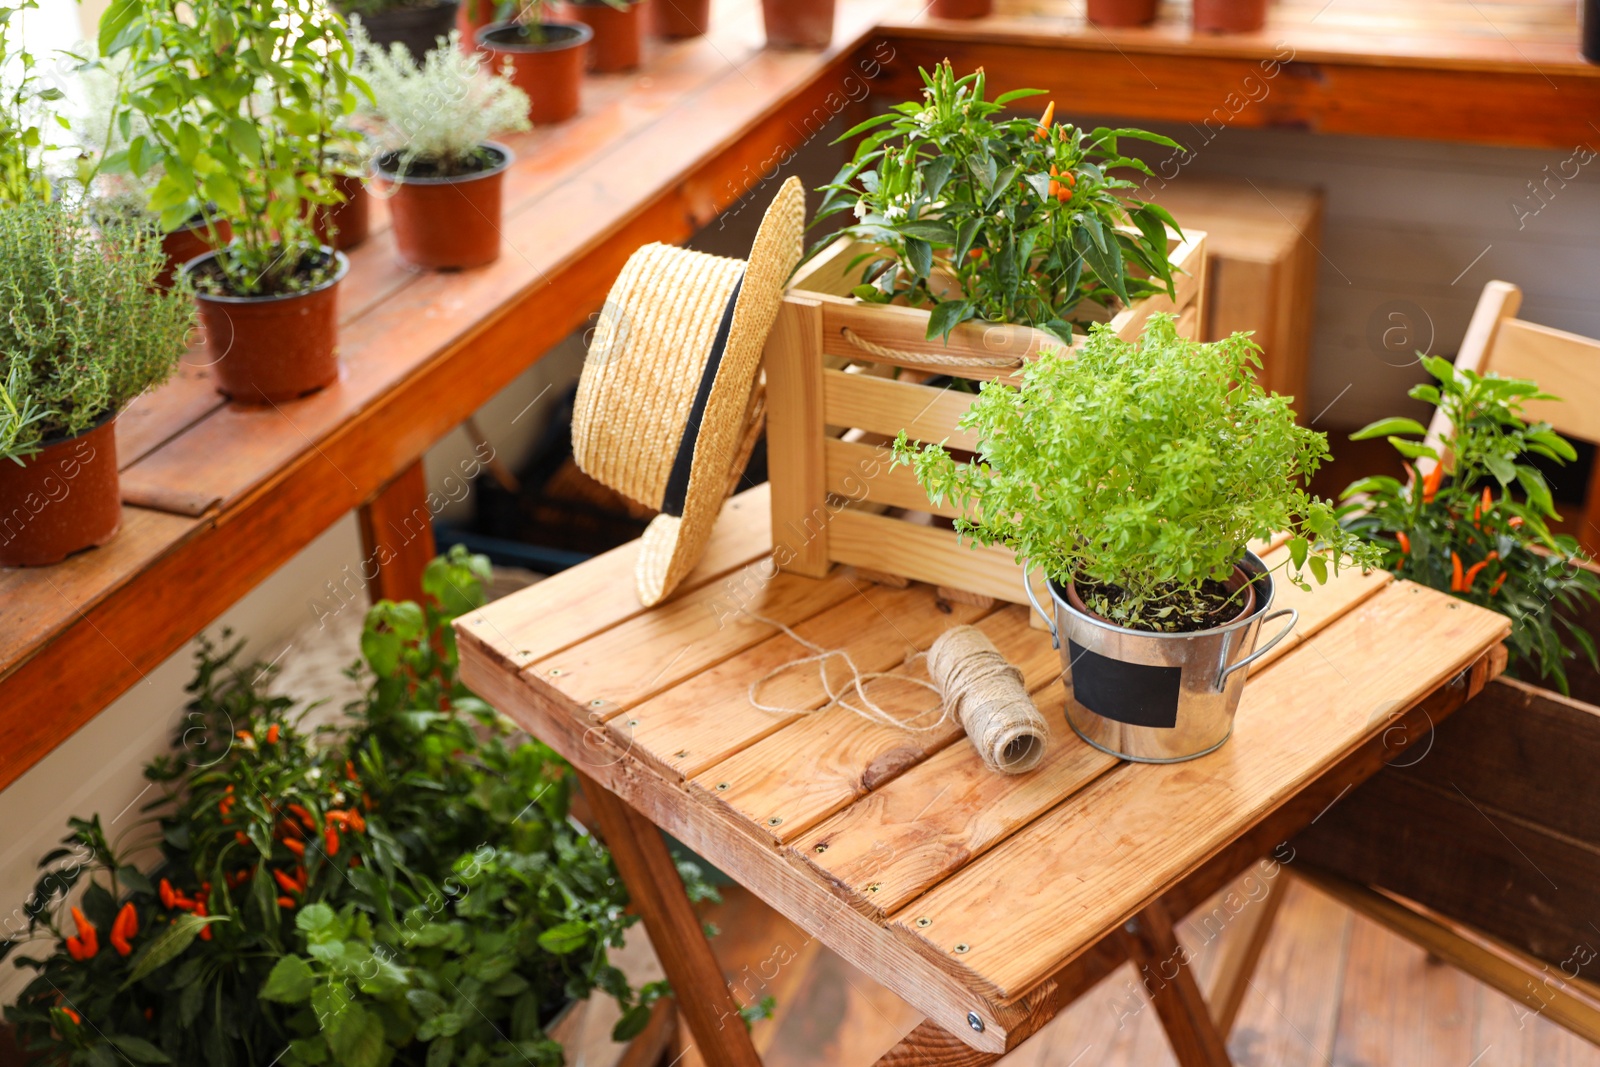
[838,326,1025,371]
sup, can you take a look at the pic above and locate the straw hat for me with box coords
[572,177,805,607]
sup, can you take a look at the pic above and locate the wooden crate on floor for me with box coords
[1146,177,1323,412]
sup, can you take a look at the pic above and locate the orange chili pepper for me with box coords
[219,795,234,818]
[1510,516,1524,529]
[294,866,307,892]
[345,760,358,783]
[325,825,340,857]
[236,730,252,744]
[272,869,300,896]
[1475,486,1493,523]
[283,838,306,858]
[287,803,315,831]
[235,830,251,847]
[1450,551,1464,591]
[110,903,138,957]
[277,896,297,909]
[194,900,211,940]
[1422,462,1445,504]
[62,1008,80,1026]
[1461,552,1499,592]
[1035,100,1055,140]
[66,906,98,960]
[265,723,280,744]
[226,868,252,889]
[1489,573,1508,595]
[1395,532,1410,556]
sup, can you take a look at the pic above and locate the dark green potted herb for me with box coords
[4,548,693,1064]
[1339,356,1600,694]
[0,200,195,566]
[477,0,594,125]
[107,0,365,403]
[895,315,1376,762]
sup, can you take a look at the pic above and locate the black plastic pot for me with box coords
[1585,0,1600,63]
[350,0,461,63]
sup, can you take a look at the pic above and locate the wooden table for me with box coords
[456,484,1511,1065]
[2,0,1580,796]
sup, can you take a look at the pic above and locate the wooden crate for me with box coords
[1144,178,1323,410]
[764,230,1207,603]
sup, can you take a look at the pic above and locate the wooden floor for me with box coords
[683,879,1600,1066]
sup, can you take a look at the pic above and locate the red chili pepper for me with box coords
[265,723,280,744]
[1035,100,1055,141]
[66,906,98,960]
[1489,573,1507,595]
[272,869,300,896]
[325,825,340,857]
[283,838,306,857]
[349,856,362,869]
[62,1009,80,1026]
[159,878,176,909]
[194,900,211,940]
[1450,551,1465,591]
[294,866,307,892]
[110,903,138,957]
[1510,516,1524,529]
[345,760,359,783]
[236,730,253,744]
[287,803,316,831]
[1396,532,1411,556]
[277,896,297,909]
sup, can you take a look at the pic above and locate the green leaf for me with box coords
[326,1005,385,1067]
[536,920,591,955]
[98,0,143,56]
[611,1003,653,1042]
[897,220,958,245]
[925,299,974,342]
[903,237,933,280]
[1307,553,1328,585]
[296,903,338,938]
[1486,451,1517,486]
[107,1037,170,1065]
[1349,416,1428,441]
[1386,437,1438,461]
[260,956,316,1003]
[122,914,222,987]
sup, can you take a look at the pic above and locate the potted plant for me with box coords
[3,549,695,1061]
[476,1,594,125]
[1193,0,1268,32]
[1087,0,1158,28]
[928,0,992,18]
[761,0,834,49]
[893,316,1376,762]
[358,27,531,270]
[0,201,195,566]
[338,0,463,63]
[559,0,644,72]
[815,63,1185,345]
[1339,356,1600,694]
[107,0,364,403]
[647,0,711,38]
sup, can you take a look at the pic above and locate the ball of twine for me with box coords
[926,625,1047,775]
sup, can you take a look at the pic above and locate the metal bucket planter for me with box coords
[1024,551,1297,763]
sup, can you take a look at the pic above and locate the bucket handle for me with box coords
[1021,567,1060,650]
[1215,608,1298,690]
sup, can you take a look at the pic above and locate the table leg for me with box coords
[1119,898,1235,1067]
[573,770,763,1067]
[358,458,436,605]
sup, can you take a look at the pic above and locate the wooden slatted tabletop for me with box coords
[457,483,1510,1060]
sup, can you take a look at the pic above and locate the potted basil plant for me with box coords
[0,201,195,566]
[358,26,531,270]
[477,0,594,125]
[894,315,1378,762]
[107,0,365,403]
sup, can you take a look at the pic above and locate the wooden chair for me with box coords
[1422,280,1600,557]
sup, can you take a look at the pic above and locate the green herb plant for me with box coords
[5,548,697,1067]
[356,26,530,178]
[815,62,1185,345]
[0,200,194,462]
[0,0,66,204]
[101,0,365,296]
[893,315,1378,631]
[1339,355,1600,693]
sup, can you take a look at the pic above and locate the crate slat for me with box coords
[829,510,1026,604]
[822,370,980,452]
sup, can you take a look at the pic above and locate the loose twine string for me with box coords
[746,614,1047,775]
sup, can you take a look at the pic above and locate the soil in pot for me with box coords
[158,217,232,290]
[647,0,710,38]
[1087,0,1158,27]
[928,0,992,18]
[313,173,371,252]
[761,0,833,48]
[1068,566,1257,633]
[0,416,122,567]
[374,143,511,270]
[349,0,461,62]
[186,250,349,404]
[1192,0,1267,32]
[476,21,593,124]
[559,0,643,71]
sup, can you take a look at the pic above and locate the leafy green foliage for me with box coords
[102,0,365,295]
[0,0,64,205]
[0,200,194,462]
[893,316,1377,630]
[354,26,530,176]
[1339,355,1600,694]
[814,62,1185,344]
[5,547,692,1067]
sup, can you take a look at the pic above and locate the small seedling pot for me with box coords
[760,0,834,48]
[559,0,643,71]
[928,0,992,17]
[0,414,122,567]
[1192,0,1268,32]
[373,142,512,270]
[647,0,710,37]
[476,20,593,125]
[1024,550,1298,763]
[313,172,371,252]
[186,250,349,404]
[1087,0,1158,27]
[354,0,461,62]
[158,217,232,290]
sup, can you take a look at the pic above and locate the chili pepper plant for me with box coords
[1339,355,1600,694]
[814,62,1186,344]
[4,548,700,1067]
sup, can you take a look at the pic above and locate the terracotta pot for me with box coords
[158,218,231,290]
[188,251,349,404]
[1192,0,1267,32]
[374,142,511,270]
[928,0,991,17]
[351,0,460,62]
[647,0,709,38]
[760,0,833,48]
[313,173,371,251]
[476,21,593,125]
[456,0,498,47]
[0,415,122,567]
[1087,0,1157,26]
[559,0,643,71]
